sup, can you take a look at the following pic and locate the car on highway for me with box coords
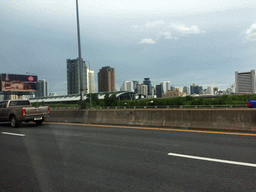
[0,100,49,127]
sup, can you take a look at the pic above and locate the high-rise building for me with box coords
[190,84,203,94]
[160,81,171,93]
[120,81,134,92]
[98,66,115,92]
[183,86,190,95]
[37,79,49,97]
[138,84,148,97]
[206,86,213,95]
[86,67,95,93]
[231,84,236,94]
[143,78,152,95]
[67,58,87,95]
[235,70,256,94]
[132,81,139,93]
[156,84,163,98]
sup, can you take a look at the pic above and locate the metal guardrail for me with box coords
[49,104,248,110]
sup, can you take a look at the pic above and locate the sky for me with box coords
[1,0,256,95]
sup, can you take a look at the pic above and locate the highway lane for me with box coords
[0,122,256,192]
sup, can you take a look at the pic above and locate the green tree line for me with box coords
[33,94,256,108]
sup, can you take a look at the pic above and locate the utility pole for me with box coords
[76,0,84,109]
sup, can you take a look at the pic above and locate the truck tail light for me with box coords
[247,101,253,108]
[22,109,26,116]
[47,107,50,114]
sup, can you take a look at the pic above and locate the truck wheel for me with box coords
[10,116,21,128]
[35,120,43,125]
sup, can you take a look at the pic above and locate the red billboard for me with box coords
[1,74,38,92]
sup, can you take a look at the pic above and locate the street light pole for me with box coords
[76,0,84,109]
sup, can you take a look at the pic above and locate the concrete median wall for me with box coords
[46,108,256,132]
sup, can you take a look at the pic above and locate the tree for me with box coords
[104,92,111,106]
[109,93,118,106]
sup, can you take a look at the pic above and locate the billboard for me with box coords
[1,74,38,92]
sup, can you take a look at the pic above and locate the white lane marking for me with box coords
[167,152,256,168]
[1,132,26,137]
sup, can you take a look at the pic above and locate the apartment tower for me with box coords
[98,66,115,92]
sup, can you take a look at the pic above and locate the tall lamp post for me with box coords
[76,0,84,109]
[85,60,92,109]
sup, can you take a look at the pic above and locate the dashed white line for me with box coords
[1,132,26,137]
[167,152,256,168]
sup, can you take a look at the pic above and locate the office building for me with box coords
[98,66,115,92]
[235,70,256,94]
[86,67,95,93]
[170,86,175,91]
[162,90,183,98]
[138,84,148,97]
[160,81,171,93]
[183,86,190,95]
[37,79,49,97]
[120,81,134,92]
[143,78,152,95]
[67,58,87,95]
[133,81,139,93]
[175,87,182,92]
[190,84,203,94]
[231,84,236,94]
[156,84,163,98]
[206,86,213,95]
[150,86,156,98]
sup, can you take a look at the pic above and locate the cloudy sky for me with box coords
[1,0,256,95]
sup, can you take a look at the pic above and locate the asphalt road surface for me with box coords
[1,122,256,192]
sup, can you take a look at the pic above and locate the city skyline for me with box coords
[1,1,256,95]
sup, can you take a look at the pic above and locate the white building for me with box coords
[86,67,95,93]
[120,81,134,92]
[160,81,171,93]
[37,79,49,97]
[138,84,148,97]
[231,84,236,94]
[235,70,256,94]
[206,86,213,95]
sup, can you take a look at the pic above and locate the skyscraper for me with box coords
[120,81,134,92]
[143,78,152,95]
[67,58,87,95]
[160,81,171,93]
[156,84,163,98]
[138,84,148,97]
[206,86,213,95]
[190,84,203,94]
[86,67,95,93]
[183,86,190,95]
[235,70,256,94]
[132,81,139,93]
[98,66,115,92]
[37,79,49,97]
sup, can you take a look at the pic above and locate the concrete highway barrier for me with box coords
[46,108,256,132]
